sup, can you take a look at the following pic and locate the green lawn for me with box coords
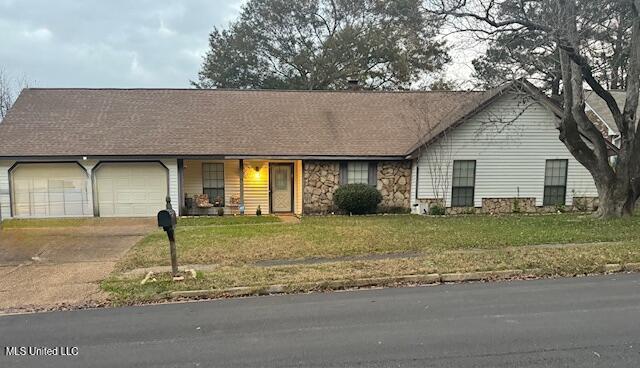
[116,214,640,270]
[178,215,281,227]
[104,213,640,304]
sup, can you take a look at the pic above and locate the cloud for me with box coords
[158,19,176,37]
[0,0,244,88]
[23,27,53,41]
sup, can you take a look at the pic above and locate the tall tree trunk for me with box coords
[593,177,635,218]
[556,0,640,219]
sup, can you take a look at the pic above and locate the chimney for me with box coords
[347,79,360,91]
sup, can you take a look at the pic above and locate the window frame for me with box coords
[202,162,225,206]
[543,159,568,206]
[346,161,369,185]
[451,160,476,207]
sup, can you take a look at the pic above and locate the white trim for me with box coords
[585,102,617,136]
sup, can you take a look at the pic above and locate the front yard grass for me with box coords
[178,215,280,227]
[116,214,640,270]
[104,213,640,304]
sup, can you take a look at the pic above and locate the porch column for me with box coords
[239,159,244,212]
[177,159,184,214]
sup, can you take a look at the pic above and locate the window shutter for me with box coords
[339,161,348,185]
[368,161,378,187]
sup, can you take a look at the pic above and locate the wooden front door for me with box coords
[270,164,293,213]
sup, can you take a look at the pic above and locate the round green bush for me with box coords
[429,204,446,216]
[334,184,382,214]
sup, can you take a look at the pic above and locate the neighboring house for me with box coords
[585,90,639,147]
[0,80,606,219]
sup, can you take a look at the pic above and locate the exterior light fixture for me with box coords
[82,156,88,160]
[254,166,261,179]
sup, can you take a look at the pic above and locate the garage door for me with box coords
[95,163,167,217]
[12,163,90,218]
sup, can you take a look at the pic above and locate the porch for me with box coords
[180,159,303,216]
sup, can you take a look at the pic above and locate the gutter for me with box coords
[0,154,408,161]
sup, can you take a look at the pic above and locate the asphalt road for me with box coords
[1,274,639,367]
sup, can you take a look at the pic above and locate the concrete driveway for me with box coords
[0,218,156,313]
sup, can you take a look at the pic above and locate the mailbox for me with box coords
[157,208,177,230]
[158,196,179,277]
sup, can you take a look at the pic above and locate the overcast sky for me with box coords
[1,0,477,89]
[0,0,244,88]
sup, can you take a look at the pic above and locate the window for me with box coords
[451,160,475,207]
[347,161,369,185]
[543,159,567,206]
[203,163,224,205]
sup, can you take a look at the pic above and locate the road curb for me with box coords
[167,265,640,299]
[603,263,623,273]
[623,262,640,271]
[168,270,537,298]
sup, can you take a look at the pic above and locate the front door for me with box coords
[270,164,293,213]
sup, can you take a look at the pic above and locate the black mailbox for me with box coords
[157,208,177,230]
[158,196,180,277]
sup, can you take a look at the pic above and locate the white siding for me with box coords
[183,159,205,197]
[243,160,270,214]
[162,159,180,215]
[183,159,241,210]
[412,93,598,208]
[183,159,300,215]
[224,160,241,207]
[0,160,15,220]
[294,160,303,215]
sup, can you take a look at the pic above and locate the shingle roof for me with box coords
[0,88,493,158]
[585,90,638,135]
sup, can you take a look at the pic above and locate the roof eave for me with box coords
[0,154,407,161]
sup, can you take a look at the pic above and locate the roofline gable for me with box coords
[405,80,529,158]
[405,79,619,159]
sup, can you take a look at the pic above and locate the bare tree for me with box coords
[0,70,13,121]
[404,89,493,211]
[426,0,640,219]
[0,69,29,122]
[406,100,453,210]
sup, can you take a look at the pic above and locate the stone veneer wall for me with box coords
[415,196,599,215]
[303,161,340,214]
[482,197,537,214]
[377,161,412,209]
[572,197,599,212]
[303,160,412,214]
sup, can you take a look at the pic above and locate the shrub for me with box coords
[334,184,382,214]
[429,204,446,216]
[217,207,225,216]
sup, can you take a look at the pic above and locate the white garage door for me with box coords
[12,163,90,218]
[95,163,167,217]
